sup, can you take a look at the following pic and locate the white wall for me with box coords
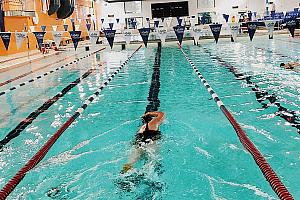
[98,0,300,25]
[271,0,300,12]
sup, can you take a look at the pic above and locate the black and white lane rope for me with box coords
[0,47,106,96]
[0,45,142,199]
[0,68,95,150]
[199,45,300,134]
[178,44,294,200]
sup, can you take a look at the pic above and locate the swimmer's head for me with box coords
[142,115,153,124]
[280,63,285,67]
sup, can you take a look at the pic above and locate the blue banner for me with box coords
[33,32,46,49]
[41,25,46,32]
[248,12,253,21]
[247,22,257,41]
[138,28,151,47]
[0,10,4,32]
[86,23,91,31]
[64,24,69,31]
[69,31,82,50]
[0,32,11,50]
[209,24,222,43]
[223,14,229,23]
[173,25,185,45]
[104,29,116,49]
[109,23,114,30]
[286,19,296,37]
[177,18,183,26]
[154,20,159,28]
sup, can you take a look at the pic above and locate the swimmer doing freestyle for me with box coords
[122,111,165,173]
[280,62,300,72]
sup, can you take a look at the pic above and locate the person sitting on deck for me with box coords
[122,111,165,173]
[280,62,300,72]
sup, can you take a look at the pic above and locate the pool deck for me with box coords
[0,29,298,80]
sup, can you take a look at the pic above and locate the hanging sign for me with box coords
[264,20,275,39]
[104,29,116,49]
[209,24,222,43]
[247,22,257,41]
[192,26,202,44]
[123,30,132,44]
[286,19,296,37]
[69,31,82,50]
[89,30,99,46]
[0,32,11,50]
[174,25,185,45]
[15,31,27,49]
[52,31,63,47]
[229,23,239,42]
[138,28,151,47]
[33,31,46,49]
[158,28,168,43]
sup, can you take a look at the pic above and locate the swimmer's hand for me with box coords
[121,164,133,174]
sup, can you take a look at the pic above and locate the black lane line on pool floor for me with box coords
[0,68,96,151]
[0,48,106,96]
[145,44,161,113]
[0,46,142,199]
[198,45,300,134]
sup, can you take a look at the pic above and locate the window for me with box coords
[197,0,215,9]
[124,1,142,14]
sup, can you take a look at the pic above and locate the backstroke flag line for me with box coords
[265,20,275,39]
[69,31,82,50]
[209,24,222,43]
[52,31,63,47]
[0,32,11,50]
[33,32,46,49]
[138,28,151,47]
[174,25,185,45]
[104,29,116,49]
[15,31,27,50]
[247,22,257,41]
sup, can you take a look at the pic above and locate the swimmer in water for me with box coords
[122,111,165,173]
[280,62,300,72]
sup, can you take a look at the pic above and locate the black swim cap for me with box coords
[280,63,285,67]
[142,115,153,124]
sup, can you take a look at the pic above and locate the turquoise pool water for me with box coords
[0,35,299,199]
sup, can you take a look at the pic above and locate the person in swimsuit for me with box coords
[280,62,300,72]
[122,111,165,173]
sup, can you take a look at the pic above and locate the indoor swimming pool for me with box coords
[0,35,299,199]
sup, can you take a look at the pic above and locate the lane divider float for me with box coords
[0,68,96,150]
[0,47,106,88]
[199,45,300,134]
[0,45,142,199]
[178,44,294,200]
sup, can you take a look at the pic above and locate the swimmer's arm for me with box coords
[146,112,165,122]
